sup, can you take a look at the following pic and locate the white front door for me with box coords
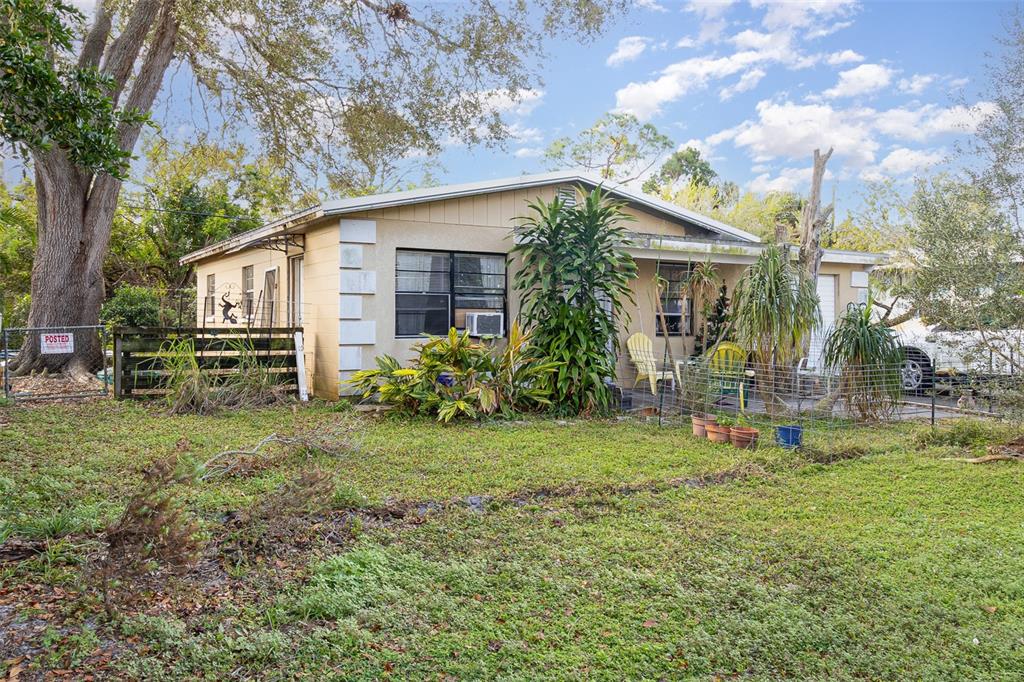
[808,274,837,369]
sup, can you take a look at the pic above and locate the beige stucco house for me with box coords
[180,171,882,399]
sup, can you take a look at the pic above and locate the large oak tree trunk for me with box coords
[9,0,179,379]
[8,153,105,378]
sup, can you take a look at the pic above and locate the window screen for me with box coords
[656,264,694,336]
[396,250,452,337]
[242,265,254,318]
[205,274,216,317]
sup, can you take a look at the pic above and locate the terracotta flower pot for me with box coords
[691,413,718,438]
[705,423,731,444]
[729,426,760,449]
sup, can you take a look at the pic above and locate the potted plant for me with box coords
[690,412,718,438]
[728,416,759,449]
[705,414,732,444]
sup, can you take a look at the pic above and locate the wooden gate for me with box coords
[113,327,303,399]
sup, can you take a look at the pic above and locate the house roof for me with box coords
[180,171,762,264]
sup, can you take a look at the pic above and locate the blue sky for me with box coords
[440,0,1011,214]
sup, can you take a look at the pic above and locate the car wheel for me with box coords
[900,348,934,394]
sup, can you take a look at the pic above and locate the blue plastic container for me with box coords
[776,425,803,448]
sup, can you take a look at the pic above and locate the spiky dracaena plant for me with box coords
[732,244,820,413]
[822,298,903,421]
[512,187,638,415]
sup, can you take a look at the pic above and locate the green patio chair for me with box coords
[707,341,749,410]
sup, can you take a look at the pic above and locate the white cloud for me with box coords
[948,76,969,89]
[679,138,715,157]
[751,0,859,31]
[615,50,768,119]
[898,74,935,95]
[826,49,864,66]
[719,68,766,100]
[806,20,854,39]
[729,29,775,50]
[874,102,997,141]
[726,99,879,166]
[507,123,543,144]
[860,147,945,180]
[478,88,545,117]
[877,147,944,172]
[698,98,995,173]
[676,36,697,48]
[749,166,833,193]
[607,36,651,67]
[513,147,545,159]
[686,0,737,19]
[683,0,738,44]
[636,0,668,11]
[615,29,816,119]
[823,63,894,98]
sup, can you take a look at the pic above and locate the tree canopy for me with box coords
[544,112,672,183]
[642,147,717,194]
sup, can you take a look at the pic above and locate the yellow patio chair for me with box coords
[707,341,749,410]
[626,332,675,395]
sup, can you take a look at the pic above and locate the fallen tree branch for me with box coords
[945,452,1023,464]
[201,420,361,480]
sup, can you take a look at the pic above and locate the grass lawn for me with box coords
[1,401,1023,680]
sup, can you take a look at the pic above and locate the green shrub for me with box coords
[347,322,559,422]
[101,285,161,327]
[914,419,1007,449]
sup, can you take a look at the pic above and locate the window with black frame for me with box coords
[395,250,506,337]
[656,263,694,336]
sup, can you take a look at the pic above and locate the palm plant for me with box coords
[732,244,820,412]
[821,299,903,421]
[687,259,718,351]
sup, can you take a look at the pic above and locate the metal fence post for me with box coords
[102,327,110,396]
[2,329,8,399]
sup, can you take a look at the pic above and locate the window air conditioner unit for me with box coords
[465,312,504,337]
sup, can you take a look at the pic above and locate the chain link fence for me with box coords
[1,326,110,401]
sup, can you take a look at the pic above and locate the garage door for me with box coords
[807,274,837,369]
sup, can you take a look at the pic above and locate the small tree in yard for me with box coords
[732,243,820,413]
[821,299,903,421]
[513,187,638,415]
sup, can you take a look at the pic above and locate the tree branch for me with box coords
[99,0,161,106]
[77,1,112,70]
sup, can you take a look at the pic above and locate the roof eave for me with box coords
[179,206,324,265]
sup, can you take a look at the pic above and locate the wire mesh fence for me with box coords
[1,326,110,401]
[616,350,1024,435]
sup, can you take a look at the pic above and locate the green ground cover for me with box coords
[1,402,1021,680]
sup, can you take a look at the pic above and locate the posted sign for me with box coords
[41,332,74,354]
